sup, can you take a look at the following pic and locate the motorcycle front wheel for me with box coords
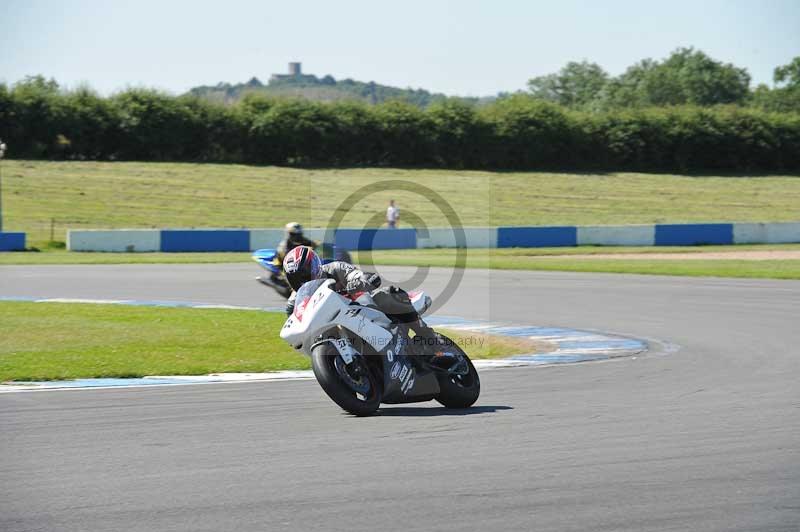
[311,343,382,416]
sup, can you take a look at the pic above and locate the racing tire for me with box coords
[311,343,382,416]
[434,335,481,409]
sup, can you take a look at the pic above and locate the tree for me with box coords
[774,57,800,88]
[751,56,800,112]
[7,76,64,157]
[528,61,609,108]
[603,48,751,108]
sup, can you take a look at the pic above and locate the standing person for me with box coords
[386,199,399,228]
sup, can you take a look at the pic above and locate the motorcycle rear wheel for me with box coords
[311,343,382,416]
[433,335,481,409]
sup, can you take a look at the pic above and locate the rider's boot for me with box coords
[409,320,464,371]
[408,320,444,356]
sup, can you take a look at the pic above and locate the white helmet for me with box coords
[285,222,303,236]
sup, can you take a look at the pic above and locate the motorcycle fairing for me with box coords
[379,333,440,403]
[281,279,393,353]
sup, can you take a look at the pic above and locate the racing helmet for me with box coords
[283,245,322,291]
[285,222,303,236]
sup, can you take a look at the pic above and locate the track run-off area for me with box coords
[1,263,798,531]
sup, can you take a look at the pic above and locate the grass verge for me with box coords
[0,302,544,382]
[0,251,254,265]
[355,246,800,279]
[3,160,800,247]
[2,244,800,266]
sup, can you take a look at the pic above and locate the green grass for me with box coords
[354,247,800,280]
[0,250,254,265]
[1,244,799,266]
[489,259,800,279]
[3,160,800,247]
[0,302,539,381]
[2,245,799,279]
[357,243,800,262]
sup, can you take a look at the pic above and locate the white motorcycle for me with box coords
[280,278,481,416]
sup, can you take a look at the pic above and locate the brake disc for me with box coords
[334,356,371,394]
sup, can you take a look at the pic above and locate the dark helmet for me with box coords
[283,245,322,291]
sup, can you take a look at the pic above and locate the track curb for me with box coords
[0,297,647,392]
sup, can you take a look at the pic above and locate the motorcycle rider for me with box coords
[277,222,318,262]
[282,245,439,352]
[269,222,319,285]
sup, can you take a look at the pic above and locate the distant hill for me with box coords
[187,65,491,107]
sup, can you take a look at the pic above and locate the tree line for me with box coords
[188,74,469,108]
[528,48,800,113]
[1,73,799,172]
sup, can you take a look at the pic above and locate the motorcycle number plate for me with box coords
[334,338,356,364]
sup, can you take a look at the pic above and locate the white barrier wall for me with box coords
[249,229,285,250]
[66,223,800,252]
[250,228,329,250]
[577,225,656,246]
[68,230,160,252]
[417,227,497,248]
[303,228,328,244]
[732,222,800,244]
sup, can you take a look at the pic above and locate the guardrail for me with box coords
[66,222,800,252]
[0,232,26,251]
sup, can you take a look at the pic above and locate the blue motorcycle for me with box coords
[252,243,352,299]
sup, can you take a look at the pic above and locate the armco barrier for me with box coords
[249,229,285,250]
[334,228,416,250]
[249,228,327,250]
[497,226,577,248]
[732,222,800,244]
[160,230,250,252]
[417,227,497,248]
[577,225,655,246]
[68,230,160,252]
[655,223,733,246]
[0,232,26,251]
[64,222,800,252]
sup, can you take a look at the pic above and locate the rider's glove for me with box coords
[285,300,295,316]
[365,272,381,289]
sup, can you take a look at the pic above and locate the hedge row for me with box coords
[2,84,799,171]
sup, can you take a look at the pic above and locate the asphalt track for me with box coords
[1,264,799,531]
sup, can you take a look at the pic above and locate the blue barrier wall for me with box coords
[0,232,26,251]
[334,228,417,250]
[65,223,800,252]
[160,230,250,252]
[655,224,733,246]
[497,226,577,248]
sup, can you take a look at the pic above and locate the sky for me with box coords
[2,0,799,96]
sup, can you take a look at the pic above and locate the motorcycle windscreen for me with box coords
[294,278,329,301]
